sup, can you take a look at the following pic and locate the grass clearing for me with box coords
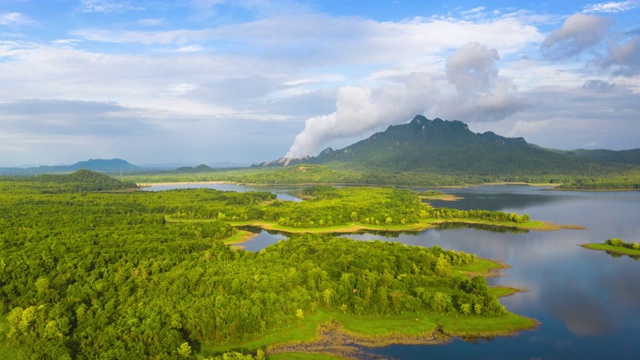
[202,305,536,357]
[453,258,503,277]
[433,312,537,336]
[269,353,343,360]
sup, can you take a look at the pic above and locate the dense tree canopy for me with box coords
[0,173,524,359]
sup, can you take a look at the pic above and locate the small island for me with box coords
[582,238,640,257]
[414,189,463,202]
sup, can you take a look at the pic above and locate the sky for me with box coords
[0,0,639,166]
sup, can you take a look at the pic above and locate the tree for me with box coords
[460,303,471,316]
[176,342,192,358]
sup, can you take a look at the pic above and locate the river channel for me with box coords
[143,183,640,359]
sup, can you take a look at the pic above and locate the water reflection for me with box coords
[435,222,529,233]
[235,226,287,251]
[142,183,303,202]
[599,251,640,261]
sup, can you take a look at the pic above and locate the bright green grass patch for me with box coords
[327,311,438,337]
[260,221,430,234]
[421,218,577,231]
[417,194,463,202]
[173,217,564,236]
[268,353,343,360]
[490,286,522,298]
[442,219,580,231]
[433,311,537,336]
[582,243,640,256]
[203,306,535,356]
[223,230,255,245]
[201,312,332,355]
[453,258,502,276]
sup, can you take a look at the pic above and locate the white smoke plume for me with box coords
[284,42,527,159]
[284,75,437,158]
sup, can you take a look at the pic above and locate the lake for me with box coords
[142,182,303,202]
[143,183,640,359]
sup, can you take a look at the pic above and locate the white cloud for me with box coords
[583,1,638,13]
[137,18,165,26]
[437,42,531,123]
[541,13,612,60]
[601,35,640,76]
[79,0,142,13]
[174,44,204,53]
[446,42,499,96]
[0,12,32,26]
[72,13,543,61]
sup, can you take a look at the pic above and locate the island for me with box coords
[582,238,640,258]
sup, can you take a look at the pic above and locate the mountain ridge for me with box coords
[262,115,639,175]
[0,158,144,175]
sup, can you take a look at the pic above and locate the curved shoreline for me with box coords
[137,181,232,187]
[204,258,537,359]
[221,219,583,241]
[263,303,538,359]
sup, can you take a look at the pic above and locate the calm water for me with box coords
[145,184,640,359]
[142,183,303,202]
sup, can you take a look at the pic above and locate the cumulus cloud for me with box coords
[601,35,640,76]
[441,42,530,122]
[541,13,612,60]
[284,75,438,158]
[446,42,499,97]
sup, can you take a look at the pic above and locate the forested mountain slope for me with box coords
[562,148,640,166]
[265,116,637,177]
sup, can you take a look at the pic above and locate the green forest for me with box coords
[121,164,640,190]
[0,172,538,359]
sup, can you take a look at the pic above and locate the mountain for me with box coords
[0,158,144,175]
[262,115,638,175]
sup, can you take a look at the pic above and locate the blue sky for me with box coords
[0,0,639,166]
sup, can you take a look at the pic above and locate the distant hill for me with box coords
[36,169,139,191]
[0,158,144,175]
[175,164,215,173]
[262,115,638,176]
